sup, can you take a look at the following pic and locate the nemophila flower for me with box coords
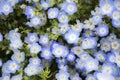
[41,47,52,60]
[0,59,2,67]
[50,41,61,50]
[2,63,10,74]
[24,64,39,76]
[0,1,13,15]
[114,0,120,11]
[39,35,49,46]
[100,40,111,52]
[30,43,41,54]
[64,30,79,44]
[96,72,115,80]
[25,6,35,18]
[85,74,96,80]
[1,73,10,80]
[47,8,59,19]
[75,58,85,70]
[96,24,109,37]
[58,64,68,71]
[112,19,120,28]
[58,23,70,34]
[71,46,84,57]
[64,2,77,15]
[107,53,116,63]
[82,30,95,38]
[82,37,97,49]
[52,44,68,58]
[71,20,83,33]
[107,33,117,42]
[70,73,82,80]
[29,16,41,27]
[25,32,39,44]
[101,63,119,76]
[66,53,76,62]
[10,39,23,49]
[99,0,114,16]
[40,0,50,10]
[111,40,120,51]
[111,10,120,20]
[91,14,102,25]
[57,12,69,24]
[6,0,19,6]
[11,74,22,80]
[8,30,20,41]
[6,60,20,73]
[84,58,99,72]
[84,19,95,30]
[79,52,92,61]
[55,70,70,80]
[115,54,120,67]
[29,57,41,66]
[94,51,106,62]
[0,33,3,42]
[11,50,25,63]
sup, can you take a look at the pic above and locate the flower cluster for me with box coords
[0,0,120,80]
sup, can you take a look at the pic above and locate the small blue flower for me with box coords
[112,19,120,28]
[58,64,68,71]
[0,33,3,42]
[6,60,20,73]
[47,8,59,19]
[107,53,116,63]
[64,2,77,15]
[84,58,99,72]
[25,6,35,18]
[41,47,52,60]
[10,39,23,49]
[40,0,50,10]
[91,14,102,25]
[55,70,70,80]
[8,30,20,41]
[29,57,41,66]
[57,12,69,24]
[111,10,120,20]
[64,30,79,44]
[70,73,82,80]
[30,43,41,54]
[96,24,109,37]
[6,0,19,6]
[1,73,10,80]
[0,1,13,15]
[11,50,25,63]
[75,58,85,70]
[25,32,39,44]
[66,53,76,62]
[58,23,70,34]
[114,0,120,11]
[85,74,96,80]
[11,74,22,80]
[39,35,49,46]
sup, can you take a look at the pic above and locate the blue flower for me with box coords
[1,73,10,80]
[58,23,70,34]
[84,58,99,72]
[47,8,59,19]
[41,47,53,60]
[70,73,82,80]
[114,0,120,11]
[6,0,19,6]
[96,24,109,37]
[40,0,50,10]
[63,2,77,15]
[96,72,115,80]
[107,53,116,63]
[25,32,39,44]
[64,30,79,44]
[24,64,40,76]
[25,6,35,18]
[6,60,20,73]
[8,30,20,41]
[111,10,120,20]
[10,39,23,49]
[57,12,69,24]
[30,43,41,54]
[55,70,70,80]
[29,57,41,66]
[0,33,3,42]
[85,74,96,80]
[112,19,120,28]
[11,74,22,80]
[0,1,13,15]
[11,50,25,63]
[58,64,68,71]
[66,53,76,62]
[39,35,49,46]
[91,14,102,25]
[75,58,85,70]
